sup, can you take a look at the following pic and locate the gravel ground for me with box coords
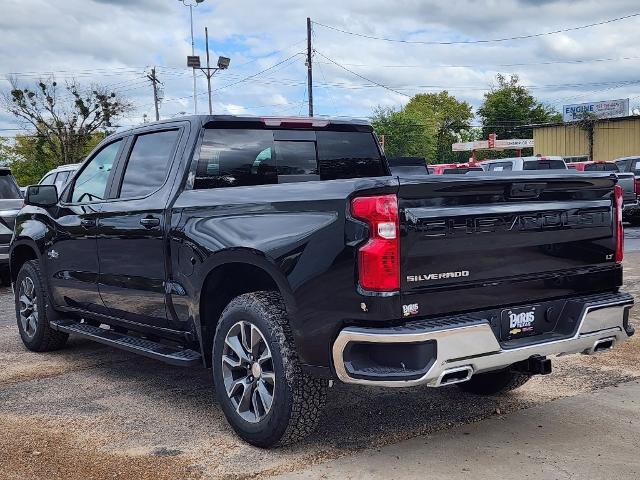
[1,247,640,479]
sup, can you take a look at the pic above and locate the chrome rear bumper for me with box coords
[332,293,634,388]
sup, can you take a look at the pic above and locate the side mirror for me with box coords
[24,185,58,208]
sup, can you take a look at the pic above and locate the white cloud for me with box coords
[2,0,640,134]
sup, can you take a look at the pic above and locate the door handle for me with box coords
[140,216,161,228]
[80,219,96,228]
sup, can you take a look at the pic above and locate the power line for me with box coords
[313,50,410,98]
[312,12,640,45]
[313,54,640,70]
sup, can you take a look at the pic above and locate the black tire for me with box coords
[0,268,11,287]
[212,291,327,448]
[457,368,531,395]
[15,260,68,352]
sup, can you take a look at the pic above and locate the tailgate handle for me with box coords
[508,182,546,199]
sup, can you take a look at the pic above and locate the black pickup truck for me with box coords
[11,115,634,447]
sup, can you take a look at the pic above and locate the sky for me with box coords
[2,0,640,136]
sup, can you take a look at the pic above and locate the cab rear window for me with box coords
[523,160,566,170]
[194,129,386,189]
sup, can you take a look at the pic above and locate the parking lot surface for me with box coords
[1,230,640,479]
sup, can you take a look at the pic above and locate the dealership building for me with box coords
[532,99,640,162]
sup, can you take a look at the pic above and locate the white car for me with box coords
[39,163,80,191]
[481,156,567,172]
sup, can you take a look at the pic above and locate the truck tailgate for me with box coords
[398,173,621,315]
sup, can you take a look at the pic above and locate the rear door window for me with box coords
[118,129,180,198]
[194,129,276,189]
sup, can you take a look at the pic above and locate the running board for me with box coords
[50,319,202,367]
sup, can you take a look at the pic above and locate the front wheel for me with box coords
[212,291,327,448]
[457,368,531,395]
[15,260,68,352]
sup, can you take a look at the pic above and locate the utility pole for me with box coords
[146,67,161,121]
[306,17,314,117]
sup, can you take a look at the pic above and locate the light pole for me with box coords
[178,0,204,114]
[199,27,230,114]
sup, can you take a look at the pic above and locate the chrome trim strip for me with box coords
[332,296,634,388]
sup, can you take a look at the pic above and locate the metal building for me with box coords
[533,115,640,162]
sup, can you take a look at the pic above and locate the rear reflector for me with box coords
[614,184,624,263]
[351,194,400,292]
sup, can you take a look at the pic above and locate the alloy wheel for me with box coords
[221,320,275,423]
[18,276,39,339]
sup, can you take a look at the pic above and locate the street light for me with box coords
[198,28,230,114]
[178,0,205,114]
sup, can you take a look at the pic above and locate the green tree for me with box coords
[370,107,431,159]
[2,77,131,167]
[403,91,473,163]
[477,74,561,156]
[0,131,107,186]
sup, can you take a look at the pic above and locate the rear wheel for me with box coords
[457,368,531,395]
[212,291,327,448]
[15,260,68,352]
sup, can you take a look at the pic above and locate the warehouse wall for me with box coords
[593,118,640,161]
[533,116,640,161]
[533,124,587,157]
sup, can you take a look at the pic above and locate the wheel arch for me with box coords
[10,239,41,282]
[195,250,296,367]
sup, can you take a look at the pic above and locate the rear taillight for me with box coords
[614,184,624,263]
[351,194,400,291]
[634,177,640,199]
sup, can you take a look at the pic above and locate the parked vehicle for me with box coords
[387,156,429,176]
[566,161,619,172]
[481,156,567,171]
[441,166,484,174]
[11,115,634,448]
[430,163,482,174]
[613,156,640,225]
[0,168,23,282]
[39,163,80,190]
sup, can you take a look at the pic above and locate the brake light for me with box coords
[351,194,400,291]
[614,184,624,263]
[261,117,330,128]
[634,178,640,199]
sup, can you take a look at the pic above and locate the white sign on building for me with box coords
[562,99,629,122]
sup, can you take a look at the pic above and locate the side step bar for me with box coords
[50,319,202,367]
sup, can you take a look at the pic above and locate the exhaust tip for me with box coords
[437,366,473,386]
[586,337,616,355]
